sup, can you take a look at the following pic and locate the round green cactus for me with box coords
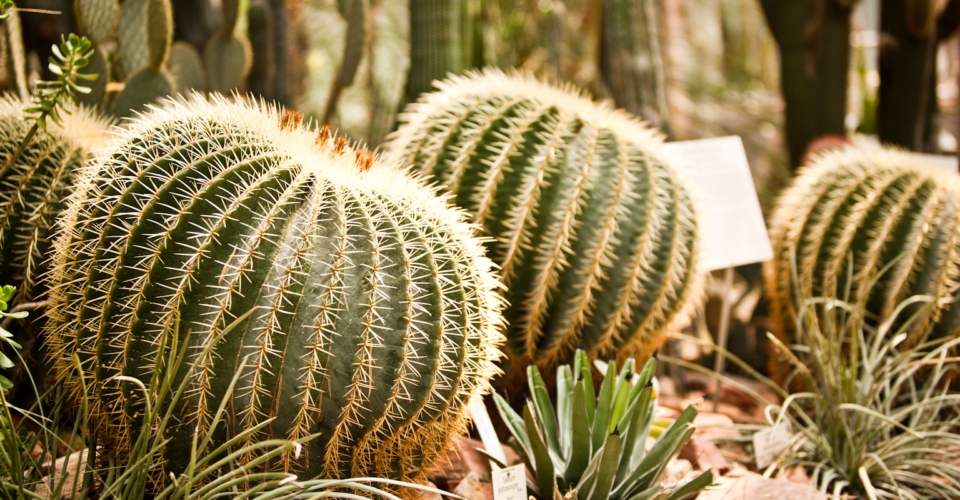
[386,70,703,373]
[0,96,110,301]
[766,146,960,353]
[44,95,504,489]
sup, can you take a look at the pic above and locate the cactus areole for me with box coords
[387,70,702,373]
[44,95,504,488]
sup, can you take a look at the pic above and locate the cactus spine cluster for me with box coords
[44,95,504,488]
[0,96,109,302]
[766,147,960,350]
[387,70,702,373]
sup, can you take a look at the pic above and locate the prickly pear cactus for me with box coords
[113,0,176,117]
[766,147,960,351]
[386,70,702,374]
[0,97,109,301]
[203,0,252,93]
[44,95,504,489]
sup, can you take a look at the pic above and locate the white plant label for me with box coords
[904,152,957,174]
[469,396,507,465]
[661,136,773,270]
[753,421,791,469]
[492,463,527,500]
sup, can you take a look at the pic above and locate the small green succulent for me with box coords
[493,350,713,500]
[0,286,26,393]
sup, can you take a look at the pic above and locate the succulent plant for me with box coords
[494,350,713,500]
[386,70,703,375]
[43,95,505,490]
[0,96,109,302]
[113,0,177,117]
[765,146,960,360]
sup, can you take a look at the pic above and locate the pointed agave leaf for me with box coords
[575,350,595,424]
[611,404,699,498]
[592,360,617,450]
[564,381,592,485]
[613,424,696,499]
[524,403,558,498]
[557,365,574,450]
[583,433,622,500]
[529,364,562,459]
[665,470,714,500]
[624,486,668,500]
[608,378,631,434]
[616,385,654,485]
[495,393,533,467]
[634,356,657,390]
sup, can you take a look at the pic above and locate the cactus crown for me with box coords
[387,69,702,374]
[766,146,960,352]
[44,94,504,489]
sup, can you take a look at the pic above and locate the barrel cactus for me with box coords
[765,146,960,352]
[386,70,703,374]
[43,95,504,489]
[0,96,109,302]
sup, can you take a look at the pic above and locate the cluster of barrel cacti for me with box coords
[0,21,708,491]
[765,146,960,352]
[387,70,703,378]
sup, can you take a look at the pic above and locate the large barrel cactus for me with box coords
[386,70,702,373]
[766,146,960,350]
[0,96,109,302]
[44,95,504,488]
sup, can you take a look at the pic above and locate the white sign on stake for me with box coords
[660,136,773,271]
[904,152,958,174]
[492,463,528,500]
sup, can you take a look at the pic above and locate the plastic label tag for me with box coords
[492,463,527,500]
[753,422,791,469]
[661,136,773,270]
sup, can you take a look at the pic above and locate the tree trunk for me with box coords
[878,0,938,151]
[760,0,855,169]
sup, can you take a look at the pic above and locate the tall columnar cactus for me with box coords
[600,0,670,132]
[0,96,109,302]
[765,146,960,355]
[403,0,463,105]
[386,70,703,374]
[44,95,504,489]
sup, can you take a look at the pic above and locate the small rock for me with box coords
[696,475,827,500]
[678,435,731,475]
[35,449,88,500]
[660,457,698,486]
[453,471,493,500]
[692,412,740,441]
[780,465,812,485]
[416,481,443,500]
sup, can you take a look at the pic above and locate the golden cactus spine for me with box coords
[44,95,504,489]
[765,146,960,350]
[386,70,703,373]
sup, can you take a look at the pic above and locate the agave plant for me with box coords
[493,350,712,500]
